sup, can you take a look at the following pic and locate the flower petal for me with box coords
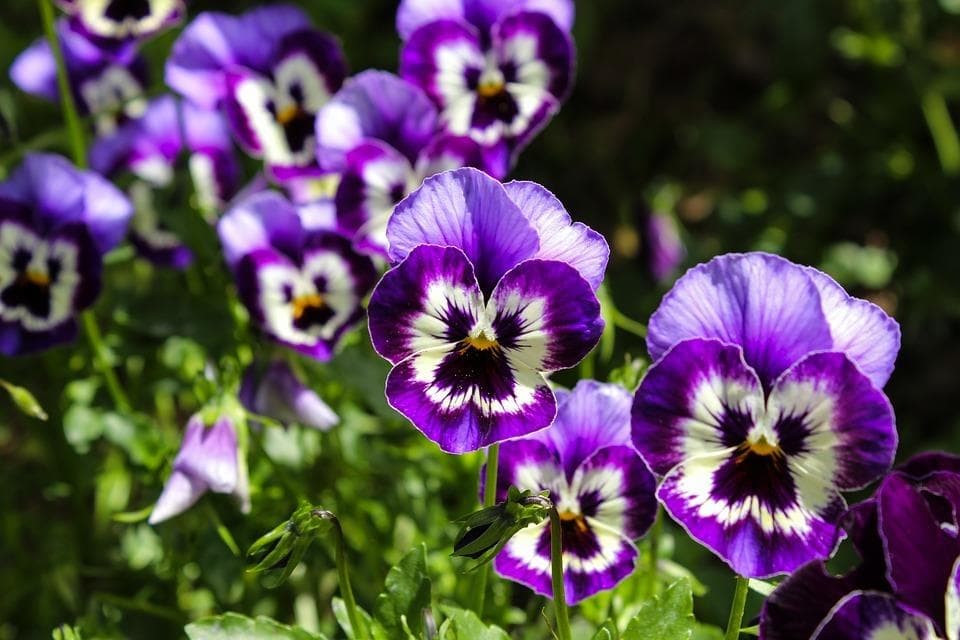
[646,252,834,388]
[217,191,305,269]
[948,556,960,640]
[368,244,485,364]
[240,360,339,431]
[400,19,485,111]
[812,592,940,640]
[396,0,575,40]
[490,258,603,372]
[578,445,657,540]
[503,180,608,290]
[386,168,540,293]
[804,266,900,389]
[173,416,239,495]
[148,469,206,525]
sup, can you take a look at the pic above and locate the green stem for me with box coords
[724,575,750,640]
[330,515,367,640]
[612,309,648,338]
[81,312,131,412]
[921,89,960,176]
[37,0,86,167]
[646,505,663,597]
[474,442,500,616]
[549,508,572,640]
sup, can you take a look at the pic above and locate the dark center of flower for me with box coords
[277,106,315,153]
[104,0,152,23]
[558,510,590,535]
[389,183,407,205]
[291,293,333,331]
[747,435,781,457]
[1,269,54,319]
[463,332,498,351]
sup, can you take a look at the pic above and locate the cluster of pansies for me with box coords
[4,2,956,639]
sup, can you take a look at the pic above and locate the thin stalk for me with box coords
[39,0,132,412]
[329,515,367,640]
[645,505,663,597]
[612,309,648,338]
[922,89,960,176]
[474,443,500,616]
[724,575,750,640]
[549,507,572,640]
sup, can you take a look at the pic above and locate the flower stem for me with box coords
[474,442,500,616]
[37,0,86,167]
[81,311,131,413]
[329,514,367,640]
[645,505,663,597]
[549,507,572,640]
[724,575,750,640]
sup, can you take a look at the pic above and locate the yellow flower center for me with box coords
[277,104,301,126]
[748,435,780,456]
[292,293,323,320]
[477,78,505,99]
[559,510,589,534]
[464,332,498,350]
[24,270,50,287]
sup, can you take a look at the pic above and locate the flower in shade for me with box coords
[149,412,250,524]
[367,168,607,453]
[315,70,490,255]
[239,360,338,431]
[10,19,147,135]
[90,95,240,268]
[56,0,184,42]
[760,453,960,640]
[166,5,347,181]
[631,252,900,578]
[491,380,657,604]
[397,0,574,176]
[0,153,131,355]
[638,205,684,284]
[218,191,377,360]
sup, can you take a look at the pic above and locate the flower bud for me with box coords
[451,487,551,570]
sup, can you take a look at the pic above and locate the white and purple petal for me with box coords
[812,592,940,640]
[240,360,338,431]
[646,253,835,389]
[397,0,574,40]
[217,191,306,269]
[315,70,438,170]
[386,168,540,293]
[57,0,184,41]
[502,180,608,290]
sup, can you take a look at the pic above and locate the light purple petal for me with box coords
[646,252,834,388]
[217,191,305,269]
[397,0,575,41]
[10,38,59,102]
[148,469,206,525]
[399,19,484,110]
[241,360,338,431]
[172,415,239,495]
[387,167,540,294]
[315,70,437,170]
[804,266,900,389]
[812,592,940,640]
[503,180,608,290]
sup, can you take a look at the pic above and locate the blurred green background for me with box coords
[1,0,960,638]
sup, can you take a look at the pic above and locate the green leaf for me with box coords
[623,579,694,640]
[373,544,432,639]
[590,619,619,640]
[185,612,326,639]
[63,405,105,454]
[52,625,82,640]
[332,597,374,640]
[437,605,509,640]
[692,624,725,640]
[1,379,48,420]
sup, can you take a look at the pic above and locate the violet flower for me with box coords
[149,412,250,524]
[56,0,184,43]
[631,252,900,578]
[639,207,685,284]
[367,168,607,453]
[0,153,132,355]
[397,0,575,176]
[10,19,147,135]
[761,453,960,640]
[492,380,657,604]
[165,5,347,181]
[90,95,240,268]
[315,70,489,255]
[217,191,377,361]
[239,360,338,431]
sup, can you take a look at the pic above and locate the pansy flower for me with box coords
[638,206,685,284]
[218,191,377,360]
[631,252,900,578]
[367,168,607,453]
[149,411,250,525]
[0,153,132,355]
[761,453,960,640]
[166,5,347,181]
[398,0,574,175]
[315,70,489,255]
[240,359,339,431]
[10,19,147,135]
[56,0,184,43]
[90,95,240,267]
[492,380,657,604]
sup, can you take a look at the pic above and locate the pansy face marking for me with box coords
[80,64,147,135]
[59,0,185,40]
[0,220,90,333]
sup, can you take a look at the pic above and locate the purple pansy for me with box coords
[0,153,132,355]
[761,453,960,640]
[149,412,250,524]
[166,5,347,180]
[56,0,184,42]
[315,70,490,255]
[632,252,900,578]
[218,191,377,361]
[492,380,657,604]
[240,360,338,431]
[639,207,685,284]
[366,168,607,453]
[10,19,147,135]
[398,1,574,176]
[90,95,240,268]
